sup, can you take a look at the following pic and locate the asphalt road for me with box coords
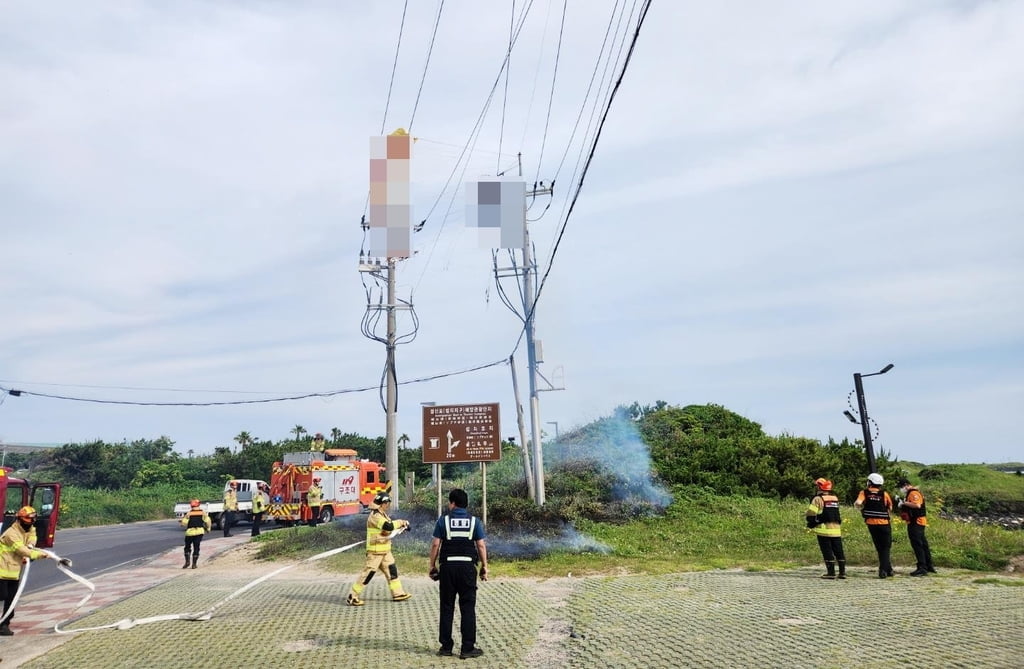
[25,519,221,594]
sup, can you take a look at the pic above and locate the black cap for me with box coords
[896,478,911,487]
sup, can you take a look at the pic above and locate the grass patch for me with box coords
[249,493,1024,579]
[972,577,1024,586]
[56,483,222,527]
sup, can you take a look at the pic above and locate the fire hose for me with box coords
[17,526,406,634]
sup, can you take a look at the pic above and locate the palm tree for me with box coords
[187,449,194,459]
[398,433,410,449]
[234,431,253,452]
[330,427,342,445]
[291,425,307,443]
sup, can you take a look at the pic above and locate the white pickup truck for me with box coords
[173,479,269,530]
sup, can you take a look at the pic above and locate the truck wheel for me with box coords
[213,515,223,531]
[319,508,334,524]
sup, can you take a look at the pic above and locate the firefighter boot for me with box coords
[183,551,191,569]
[837,561,846,580]
[191,556,199,569]
[820,561,836,579]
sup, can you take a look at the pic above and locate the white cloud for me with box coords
[1,1,1021,468]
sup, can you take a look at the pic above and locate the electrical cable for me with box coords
[496,0,516,174]
[361,1,411,259]
[408,0,446,133]
[526,0,652,328]
[0,358,506,407]
[532,0,568,188]
[379,0,410,136]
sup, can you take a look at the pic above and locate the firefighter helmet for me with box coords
[813,478,833,491]
[315,432,324,439]
[229,481,237,488]
[189,499,201,508]
[313,477,321,483]
[373,492,391,506]
[15,506,36,520]
[867,473,884,486]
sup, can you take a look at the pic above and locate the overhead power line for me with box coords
[0,358,506,407]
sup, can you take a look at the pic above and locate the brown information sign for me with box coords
[422,403,502,463]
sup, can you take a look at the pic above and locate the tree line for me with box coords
[6,429,431,491]
[7,404,892,507]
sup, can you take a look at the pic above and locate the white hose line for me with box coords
[0,550,87,627]
[51,526,406,634]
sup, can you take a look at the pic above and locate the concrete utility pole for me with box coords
[522,183,554,506]
[521,216,546,505]
[492,177,559,506]
[386,258,399,509]
[509,354,535,500]
[358,256,411,511]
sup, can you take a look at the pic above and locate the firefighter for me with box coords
[310,432,326,451]
[854,473,894,578]
[428,488,488,659]
[251,483,268,537]
[806,478,846,579]
[0,506,53,636]
[306,477,323,527]
[179,500,211,569]
[223,481,239,537]
[345,492,412,605]
[897,477,936,576]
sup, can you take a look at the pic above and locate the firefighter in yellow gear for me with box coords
[806,478,846,579]
[346,492,412,605]
[306,478,324,527]
[223,481,239,537]
[310,432,326,451]
[0,506,51,636]
[179,499,212,569]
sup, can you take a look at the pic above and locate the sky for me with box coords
[1,1,1022,466]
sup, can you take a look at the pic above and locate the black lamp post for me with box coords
[845,363,893,474]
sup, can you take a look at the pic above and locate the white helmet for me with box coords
[867,473,884,486]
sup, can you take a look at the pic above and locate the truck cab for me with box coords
[0,467,61,548]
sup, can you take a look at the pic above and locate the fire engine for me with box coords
[0,467,61,548]
[267,449,388,526]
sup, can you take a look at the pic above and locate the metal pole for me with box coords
[524,200,548,504]
[522,209,545,506]
[853,372,876,474]
[509,354,535,501]
[386,258,399,510]
[435,463,442,518]
[481,461,487,526]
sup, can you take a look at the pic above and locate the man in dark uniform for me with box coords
[428,488,488,660]
[854,473,894,578]
[897,477,936,576]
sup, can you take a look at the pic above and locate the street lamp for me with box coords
[846,363,894,474]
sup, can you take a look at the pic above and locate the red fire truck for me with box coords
[267,449,388,526]
[0,468,61,548]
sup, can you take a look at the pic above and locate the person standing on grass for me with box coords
[806,478,846,580]
[897,477,936,576]
[855,473,894,579]
[428,488,488,660]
